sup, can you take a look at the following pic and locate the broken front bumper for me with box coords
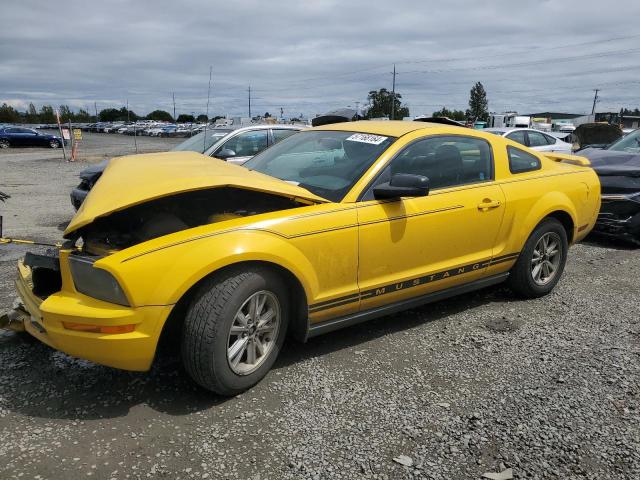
[594,195,640,242]
[5,256,172,371]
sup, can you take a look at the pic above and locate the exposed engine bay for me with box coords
[74,187,305,253]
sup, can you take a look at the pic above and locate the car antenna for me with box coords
[203,65,213,153]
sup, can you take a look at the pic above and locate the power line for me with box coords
[397,47,640,75]
[250,32,640,90]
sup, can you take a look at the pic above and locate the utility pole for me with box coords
[248,85,252,119]
[591,89,599,115]
[94,102,98,121]
[172,92,176,121]
[203,66,213,152]
[355,101,360,120]
[390,64,396,120]
[126,99,137,153]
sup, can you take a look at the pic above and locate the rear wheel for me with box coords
[181,267,289,396]
[0,139,10,148]
[49,139,60,148]
[508,218,568,298]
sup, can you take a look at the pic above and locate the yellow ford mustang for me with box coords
[4,121,600,395]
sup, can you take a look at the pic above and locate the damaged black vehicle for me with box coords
[580,129,640,244]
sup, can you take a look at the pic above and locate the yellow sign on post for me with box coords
[73,129,82,141]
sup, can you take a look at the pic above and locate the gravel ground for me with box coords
[0,143,638,479]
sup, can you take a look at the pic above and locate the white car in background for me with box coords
[203,124,302,164]
[484,128,573,153]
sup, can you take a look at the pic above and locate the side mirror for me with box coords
[373,173,430,200]
[216,148,236,160]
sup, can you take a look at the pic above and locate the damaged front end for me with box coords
[2,151,327,368]
[75,187,306,255]
[590,156,640,244]
[596,182,640,243]
[2,248,68,337]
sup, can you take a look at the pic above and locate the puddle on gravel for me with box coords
[485,316,522,333]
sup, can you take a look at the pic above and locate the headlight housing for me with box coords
[68,255,129,306]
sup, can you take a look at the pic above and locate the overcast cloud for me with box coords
[1,0,639,118]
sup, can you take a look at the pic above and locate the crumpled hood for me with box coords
[580,148,640,177]
[64,151,328,237]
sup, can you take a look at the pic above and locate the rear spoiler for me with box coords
[544,152,591,167]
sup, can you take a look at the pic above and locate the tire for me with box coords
[181,267,289,395]
[0,139,10,148]
[507,218,568,298]
[49,139,60,148]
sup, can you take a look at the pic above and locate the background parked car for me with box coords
[0,126,65,149]
[484,128,572,153]
[70,125,303,209]
[579,129,640,244]
[203,125,301,164]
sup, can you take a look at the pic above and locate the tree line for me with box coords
[364,81,490,122]
[4,87,638,126]
[0,103,220,124]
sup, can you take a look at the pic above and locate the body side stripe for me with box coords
[309,252,520,313]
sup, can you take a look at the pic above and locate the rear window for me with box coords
[507,146,541,173]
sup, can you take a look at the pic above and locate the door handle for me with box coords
[477,199,501,210]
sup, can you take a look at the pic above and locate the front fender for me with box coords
[100,230,319,308]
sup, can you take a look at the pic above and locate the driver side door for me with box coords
[356,134,506,311]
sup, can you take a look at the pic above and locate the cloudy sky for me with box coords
[1,0,639,118]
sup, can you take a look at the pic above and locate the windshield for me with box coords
[243,130,396,202]
[607,129,640,153]
[171,128,233,153]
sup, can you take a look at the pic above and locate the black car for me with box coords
[0,126,65,149]
[581,129,640,244]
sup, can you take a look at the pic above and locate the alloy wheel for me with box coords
[227,290,281,375]
[531,232,562,285]
[0,140,9,148]
[49,140,59,148]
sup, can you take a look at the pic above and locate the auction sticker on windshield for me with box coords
[345,133,388,145]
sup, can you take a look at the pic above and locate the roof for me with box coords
[313,120,446,137]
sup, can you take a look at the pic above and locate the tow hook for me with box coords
[0,299,28,333]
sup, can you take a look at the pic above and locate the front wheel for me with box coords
[507,218,568,298]
[181,267,289,395]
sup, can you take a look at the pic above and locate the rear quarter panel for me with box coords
[490,138,600,269]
